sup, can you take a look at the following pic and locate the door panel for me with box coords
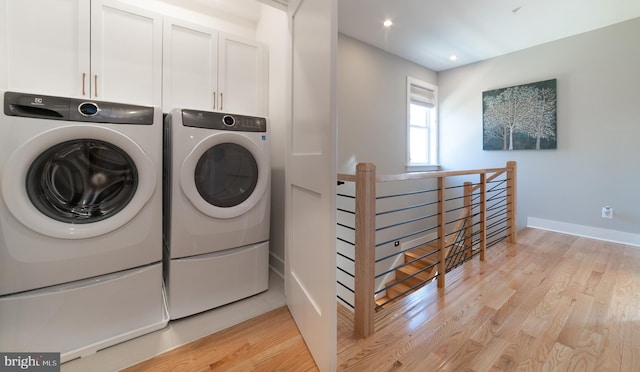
[91,0,162,106]
[163,20,218,111]
[2,0,89,97]
[285,0,337,370]
[219,34,265,116]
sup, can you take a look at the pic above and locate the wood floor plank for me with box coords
[123,307,317,372]
[491,331,535,371]
[124,229,639,372]
[482,257,561,345]
[541,342,573,372]
[467,336,510,371]
[339,265,511,370]
[340,229,640,372]
[556,293,595,348]
[621,316,640,371]
[516,294,575,371]
[429,306,496,361]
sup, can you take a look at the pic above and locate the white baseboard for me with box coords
[527,217,640,247]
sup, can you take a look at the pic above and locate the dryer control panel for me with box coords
[182,109,267,132]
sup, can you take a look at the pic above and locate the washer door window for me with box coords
[195,143,258,208]
[26,139,138,224]
[181,132,269,219]
[2,125,156,239]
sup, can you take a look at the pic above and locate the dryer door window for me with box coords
[180,131,269,219]
[194,143,258,208]
[26,139,138,224]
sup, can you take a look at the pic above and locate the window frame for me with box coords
[406,76,439,172]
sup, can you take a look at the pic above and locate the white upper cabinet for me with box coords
[2,1,265,112]
[163,20,219,112]
[1,0,90,98]
[163,19,267,117]
[1,0,162,106]
[218,33,267,117]
[91,0,162,106]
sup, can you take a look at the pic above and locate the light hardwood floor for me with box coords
[123,306,318,371]
[127,228,640,371]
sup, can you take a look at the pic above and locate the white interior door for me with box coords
[285,0,337,371]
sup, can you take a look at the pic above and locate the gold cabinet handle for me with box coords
[82,73,86,96]
[94,75,98,97]
[213,91,216,110]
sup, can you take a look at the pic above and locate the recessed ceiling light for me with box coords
[450,54,458,62]
[383,19,393,27]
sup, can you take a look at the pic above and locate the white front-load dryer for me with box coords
[0,91,167,361]
[164,109,270,319]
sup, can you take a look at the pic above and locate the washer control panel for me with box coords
[3,91,154,125]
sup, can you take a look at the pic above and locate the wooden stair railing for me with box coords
[376,208,472,310]
[340,161,517,339]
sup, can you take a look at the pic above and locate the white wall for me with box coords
[337,35,441,302]
[256,5,288,277]
[338,34,438,175]
[439,17,640,236]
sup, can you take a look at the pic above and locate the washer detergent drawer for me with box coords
[167,241,269,320]
[0,263,167,363]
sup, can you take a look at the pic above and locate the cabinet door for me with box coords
[218,34,266,116]
[163,20,218,112]
[0,0,90,97]
[91,0,162,106]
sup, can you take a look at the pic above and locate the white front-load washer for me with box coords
[164,109,270,319]
[0,91,167,362]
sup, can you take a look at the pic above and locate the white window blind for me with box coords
[410,84,435,108]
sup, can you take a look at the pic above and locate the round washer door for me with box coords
[1,125,156,239]
[180,132,268,219]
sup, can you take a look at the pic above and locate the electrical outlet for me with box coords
[602,206,613,219]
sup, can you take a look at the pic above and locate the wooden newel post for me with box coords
[354,163,376,338]
[506,161,517,243]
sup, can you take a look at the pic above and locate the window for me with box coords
[407,77,438,171]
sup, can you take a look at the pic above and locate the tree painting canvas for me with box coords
[483,79,557,150]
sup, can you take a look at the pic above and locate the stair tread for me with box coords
[396,264,434,279]
[387,280,413,295]
[377,243,444,311]
[405,249,437,265]
[393,270,434,289]
[375,297,390,307]
[407,243,437,254]
[383,280,422,308]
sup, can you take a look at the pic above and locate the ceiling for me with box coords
[194,0,640,72]
[338,0,640,71]
[189,0,263,21]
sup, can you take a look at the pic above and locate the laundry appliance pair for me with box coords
[163,109,270,320]
[0,91,271,359]
[0,91,167,361]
